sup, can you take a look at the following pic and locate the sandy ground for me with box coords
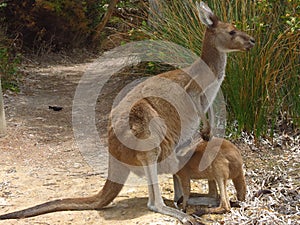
[0,57,299,225]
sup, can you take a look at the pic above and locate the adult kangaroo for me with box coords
[0,2,254,224]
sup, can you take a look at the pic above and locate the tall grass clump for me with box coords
[145,0,299,138]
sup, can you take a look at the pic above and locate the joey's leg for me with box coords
[182,180,219,208]
[187,186,219,207]
[193,178,229,216]
[180,175,191,213]
[207,178,230,214]
[217,178,230,211]
[137,151,199,225]
[208,180,218,198]
[173,174,183,208]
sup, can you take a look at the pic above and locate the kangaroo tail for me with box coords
[0,179,124,219]
[232,172,246,201]
[0,156,130,219]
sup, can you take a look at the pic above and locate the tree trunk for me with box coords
[0,79,7,137]
[93,0,119,41]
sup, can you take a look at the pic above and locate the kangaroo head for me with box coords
[196,1,255,53]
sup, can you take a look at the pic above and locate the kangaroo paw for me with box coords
[200,129,212,141]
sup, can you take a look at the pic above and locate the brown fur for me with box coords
[0,2,254,224]
[174,137,246,215]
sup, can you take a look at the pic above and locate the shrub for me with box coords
[0,2,21,92]
[0,0,109,52]
[0,28,21,92]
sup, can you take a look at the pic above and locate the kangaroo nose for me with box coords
[250,38,255,45]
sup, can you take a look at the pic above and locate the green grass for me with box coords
[144,0,299,138]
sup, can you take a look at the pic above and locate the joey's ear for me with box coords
[196,1,218,28]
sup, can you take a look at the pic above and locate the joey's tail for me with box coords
[232,172,246,201]
[0,157,130,219]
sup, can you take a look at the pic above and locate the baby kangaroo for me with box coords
[173,137,246,215]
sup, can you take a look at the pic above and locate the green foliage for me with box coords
[0,3,21,92]
[0,44,21,92]
[145,0,299,138]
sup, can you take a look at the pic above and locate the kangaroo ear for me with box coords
[196,1,218,28]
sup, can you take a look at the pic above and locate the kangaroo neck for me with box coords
[200,33,227,81]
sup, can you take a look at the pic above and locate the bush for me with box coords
[0,29,21,92]
[145,0,299,138]
[0,2,21,92]
[0,0,109,52]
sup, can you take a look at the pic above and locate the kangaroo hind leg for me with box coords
[137,149,199,225]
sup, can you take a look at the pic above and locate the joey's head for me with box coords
[196,1,255,53]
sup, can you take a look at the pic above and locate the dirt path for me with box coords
[0,57,299,225]
[0,60,183,225]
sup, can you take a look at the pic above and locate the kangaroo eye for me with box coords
[229,30,236,35]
